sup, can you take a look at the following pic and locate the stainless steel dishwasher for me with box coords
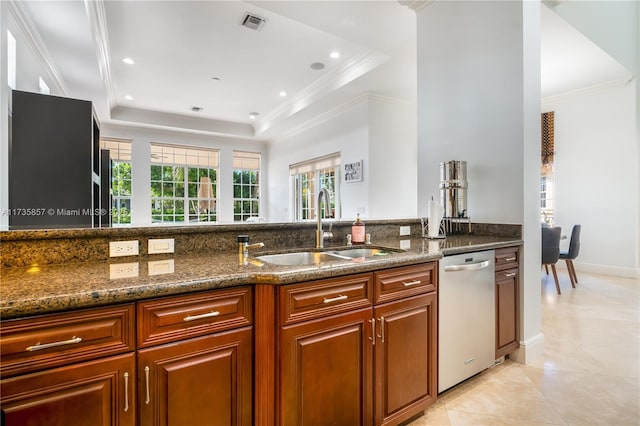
[438,250,495,393]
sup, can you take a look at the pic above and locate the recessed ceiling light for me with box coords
[330,51,340,59]
[122,57,135,65]
[124,95,133,100]
[279,91,287,97]
[310,62,325,71]
[249,112,259,119]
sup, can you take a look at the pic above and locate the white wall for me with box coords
[266,94,417,223]
[267,98,369,222]
[543,80,639,277]
[369,96,417,219]
[416,1,525,224]
[101,124,267,225]
[416,1,544,363]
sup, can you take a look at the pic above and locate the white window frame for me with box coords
[150,143,219,224]
[101,138,132,225]
[290,153,341,221]
[233,151,261,222]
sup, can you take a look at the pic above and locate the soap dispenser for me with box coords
[351,213,365,244]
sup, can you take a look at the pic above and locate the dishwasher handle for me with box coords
[443,259,490,272]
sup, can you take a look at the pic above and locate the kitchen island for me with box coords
[1,223,521,426]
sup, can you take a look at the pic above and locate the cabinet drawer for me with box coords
[280,273,373,325]
[495,268,519,281]
[374,263,437,304]
[495,247,519,272]
[137,286,252,348]
[0,304,135,378]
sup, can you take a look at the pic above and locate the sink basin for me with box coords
[256,251,347,266]
[330,248,392,258]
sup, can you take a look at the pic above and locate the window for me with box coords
[233,151,260,222]
[101,139,132,225]
[7,30,16,89]
[150,144,218,224]
[290,153,341,221]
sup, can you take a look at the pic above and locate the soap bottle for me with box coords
[352,213,365,244]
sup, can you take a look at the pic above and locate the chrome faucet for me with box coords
[316,188,333,248]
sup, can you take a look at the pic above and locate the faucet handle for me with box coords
[237,235,249,244]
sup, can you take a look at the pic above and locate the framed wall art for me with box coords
[344,160,363,183]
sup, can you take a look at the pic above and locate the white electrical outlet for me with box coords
[109,240,139,257]
[399,240,411,250]
[148,238,175,254]
[148,259,175,276]
[399,226,411,236]
[109,262,139,279]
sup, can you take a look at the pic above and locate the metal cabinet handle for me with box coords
[183,311,220,322]
[26,336,82,352]
[145,366,151,404]
[505,272,517,277]
[377,317,385,343]
[369,318,376,345]
[402,280,422,287]
[323,295,348,304]
[123,372,129,412]
[505,257,517,261]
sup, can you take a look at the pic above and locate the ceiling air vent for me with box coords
[241,13,266,31]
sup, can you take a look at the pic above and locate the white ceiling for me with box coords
[17,1,630,141]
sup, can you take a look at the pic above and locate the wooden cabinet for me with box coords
[1,287,253,426]
[136,287,253,426]
[373,293,436,426]
[1,353,136,426]
[137,328,252,426]
[0,305,136,426]
[9,90,105,229]
[275,264,437,426]
[280,308,374,425]
[495,247,520,358]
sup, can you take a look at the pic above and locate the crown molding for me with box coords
[542,75,634,105]
[84,0,116,112]
[256,50,390,135]
[275,92,413,143]
[398,0,435,12]
[8,0,68,95]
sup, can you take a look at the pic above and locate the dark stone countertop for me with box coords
[0,235,521,320]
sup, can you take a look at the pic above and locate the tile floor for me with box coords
[409,268,640,425]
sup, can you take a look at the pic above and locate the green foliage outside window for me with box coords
[233,169,259,221]
[111,162,132,224]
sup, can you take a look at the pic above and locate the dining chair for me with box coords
[542,226,562,294]
[559,224,581,287]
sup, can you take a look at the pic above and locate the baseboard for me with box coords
[508,332,544,365]
[555,260,639,279]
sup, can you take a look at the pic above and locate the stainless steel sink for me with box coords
[329,248,392,258]
[255,251,347,266]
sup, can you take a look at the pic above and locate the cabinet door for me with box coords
[137,327,252,426]
[495,268,519,358]
[280,308,374,426]
[0,353,135,426]
[373,293,437,426]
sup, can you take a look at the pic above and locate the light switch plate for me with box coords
[109,240,139,257]
[399,240,411,250]
[399,226,411,236]
[148,238,175,254]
